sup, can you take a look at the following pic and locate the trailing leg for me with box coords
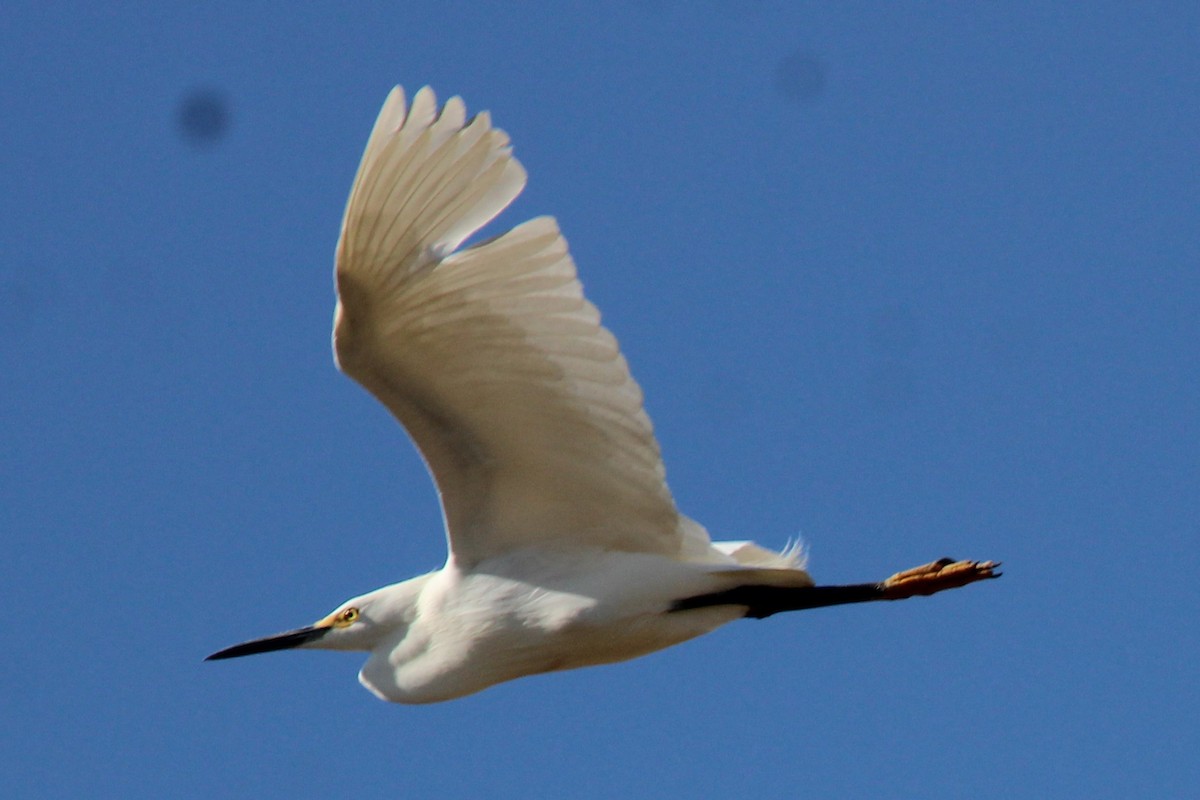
[670,558,1000,619]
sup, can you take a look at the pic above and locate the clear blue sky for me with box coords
[3,3,1197,797]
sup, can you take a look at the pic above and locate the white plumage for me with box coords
[207,86,998,703]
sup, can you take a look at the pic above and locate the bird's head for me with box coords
[205,576,430,661]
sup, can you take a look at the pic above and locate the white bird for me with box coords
[206,86,999,704]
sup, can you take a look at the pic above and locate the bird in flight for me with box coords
[206,86,999,703]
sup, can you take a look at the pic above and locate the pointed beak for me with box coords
[205,622,332,661]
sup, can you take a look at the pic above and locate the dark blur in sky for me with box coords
[2,3,1197,798]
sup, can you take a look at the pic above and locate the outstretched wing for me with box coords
[333,86,683,568]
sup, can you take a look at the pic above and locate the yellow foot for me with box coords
[881,558,1001,599]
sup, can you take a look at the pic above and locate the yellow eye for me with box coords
[336,607,360,626]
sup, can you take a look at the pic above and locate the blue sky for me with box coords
[2,2,1197,797]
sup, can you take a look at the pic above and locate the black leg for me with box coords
[669,559,1000,620]
[669,582,885,619]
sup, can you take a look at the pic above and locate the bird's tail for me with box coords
[677,515,811,578]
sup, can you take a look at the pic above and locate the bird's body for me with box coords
[207,86,998,703]
[351,550,747,703]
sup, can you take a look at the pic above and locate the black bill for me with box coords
[205,624,331,661]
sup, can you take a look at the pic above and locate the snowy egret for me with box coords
[206,86,999,703]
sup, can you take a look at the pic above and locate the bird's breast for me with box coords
[359,549,739,703]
